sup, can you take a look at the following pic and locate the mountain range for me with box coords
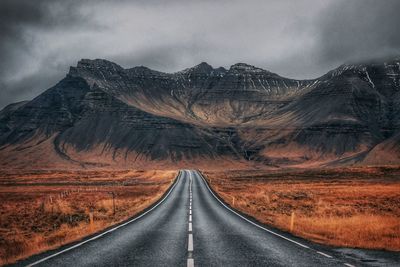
[1,57,400,169]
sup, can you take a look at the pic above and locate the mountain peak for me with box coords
[76,59,123,70]
[229,63,265,73]
[69,58,124,78]
[177,62,214,75]
[197,61,213,68]
[189,62,214,73]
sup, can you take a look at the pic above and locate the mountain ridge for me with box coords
[1,57,400,169]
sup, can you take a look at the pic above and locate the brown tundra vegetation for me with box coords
[204,166,400,251]
[0,169,177,266]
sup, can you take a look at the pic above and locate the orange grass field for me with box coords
[204,166,400,251]
[0,169,177,265]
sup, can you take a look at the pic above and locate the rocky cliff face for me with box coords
[1,57,400,168]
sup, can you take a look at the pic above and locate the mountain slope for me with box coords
[247,60,400,166]
[1,57,400,169]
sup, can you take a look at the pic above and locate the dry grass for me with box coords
[204,166,400,251]
[0,169,177,266]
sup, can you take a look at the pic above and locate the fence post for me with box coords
[89,210,94,228]
[290,211,295,232]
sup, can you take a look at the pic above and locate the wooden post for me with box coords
[290,211,295,232]
[109,192,116,216]
[89,211,94,228]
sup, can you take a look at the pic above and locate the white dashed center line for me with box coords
[188,234,193,251]
[187,170,194,267]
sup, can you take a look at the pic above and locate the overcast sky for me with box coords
[1,0,400,109]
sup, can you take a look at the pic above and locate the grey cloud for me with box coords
[1,0,400,109]
[0,0,99,108]
[316,0,400,66]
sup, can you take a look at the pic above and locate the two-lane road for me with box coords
[14,170,400,267]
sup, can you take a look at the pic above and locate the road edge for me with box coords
[11,170,183,267]
[196,170,363,267]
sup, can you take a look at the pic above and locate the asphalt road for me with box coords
[14,170,400,267]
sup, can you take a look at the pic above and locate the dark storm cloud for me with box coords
[0,0,93,71]
[316,0,400,66]
[1,0,400,109]
[0,0,97,108]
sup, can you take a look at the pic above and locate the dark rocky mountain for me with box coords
[1,57,400,169]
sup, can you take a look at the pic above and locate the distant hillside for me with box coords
[1,57,400,169]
